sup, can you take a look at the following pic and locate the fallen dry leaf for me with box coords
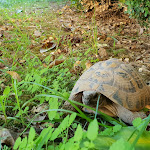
[51,54,55,61]
[19,59,26,64]
[48,36,53,41]
[71,37,81,44]
[6,71,21,82]
[106,36,113,42]
[73,60,83,73]
[97,43,108,48]
[57,49,62,54]
[98,48,108,58]
[40,41,56,53]
[32,104,48,113]
[42,63,47,68]
[62,24,72,32]
[34,30,42,37]
[27,115,46,123]
[124,58,130,63]
[74,61,81,68]
[85,60,92,70]
[48,59,64,68]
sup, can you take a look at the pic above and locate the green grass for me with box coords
[0,0,68,12]
[0,0,150,149]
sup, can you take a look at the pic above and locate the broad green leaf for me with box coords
[72,123,78,129]
[109,138,133,150]
[3,86,10,97]
[74,124,83,142]
[51,115,69,140]
[50,127,61,141]
[0,96,4,103]
[63,92,70,99]
[35,126,54,150]
[48,97,58,120]
[113,125,122,133]
[28,127,35,142]
[35,126,53,146]
[59,115,69,131]
[19,136,27,149]
[64,138,79,150]
[81,148,88,150]
[132,118,142,128]
[87,119,98,141]
[13,137,22,149]
[100,128,114,136]
[68,113,76,126]
[93,127,150,150]
[51,113,76,141]
[83,141,90,147]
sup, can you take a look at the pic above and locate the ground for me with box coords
[0,0,150,149]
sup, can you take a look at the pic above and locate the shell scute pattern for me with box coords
[112,91,123,106]
[126,98,133,109]
[121,64,144,89]
[69,58,150,112]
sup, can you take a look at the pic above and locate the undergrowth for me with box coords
[0,0,150,150]
[13,115,150,150]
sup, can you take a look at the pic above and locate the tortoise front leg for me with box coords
[113,103,147,125]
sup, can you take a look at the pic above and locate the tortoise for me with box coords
[64,58,150,125]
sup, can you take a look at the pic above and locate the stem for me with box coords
[13,79,25,125]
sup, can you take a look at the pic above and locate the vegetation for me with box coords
[125,0,150,27]
[71,0,149,27]
[0,0,150,149]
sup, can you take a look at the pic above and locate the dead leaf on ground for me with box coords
[48,59,64,68]
[124,58,130,63]
[40,41,56,53]
[57,49,62,54]
[62,24,72,32]
[27,115,46,124]
[32,104,48,113]
[50,54,55,61]
[97,43,108,48]
[19,59,26,64]
[73,60,83,73]
[6,71,21,82]
[71,37,82,44]
[85,60,92,69]
[34,30,42,37]
[74,60,81,68]
[28,104,48,124]
[106,36,114,44]
[98,48,108,58]
[31,40,37,44]
[98,34,107,40]
[139,27,144,35]
[0,26,13,31]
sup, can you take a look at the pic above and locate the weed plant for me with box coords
[0,0,150,149]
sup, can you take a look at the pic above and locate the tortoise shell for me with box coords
[69,58,150,111]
